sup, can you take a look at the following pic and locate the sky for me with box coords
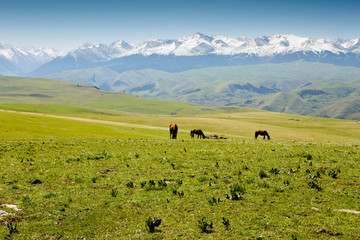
[1,0,359,51]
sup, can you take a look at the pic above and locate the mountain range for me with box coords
[1,33,360,76]
[1,33,360,120]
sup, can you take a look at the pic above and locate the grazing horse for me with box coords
[190,129,206,139]
[255,130,270,140]
[169,123,178,139]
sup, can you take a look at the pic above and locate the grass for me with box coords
[0,76,250,116]
[1,106,360,143]
[0,75,359,238]
[0,138,359,239]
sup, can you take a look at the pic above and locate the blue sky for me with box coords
[1,0,359,51]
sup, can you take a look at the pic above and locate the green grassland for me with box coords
[0,75,360,239]
[0,76,238,116]
[0,138,359,239]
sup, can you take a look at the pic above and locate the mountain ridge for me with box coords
[2,33,360,76]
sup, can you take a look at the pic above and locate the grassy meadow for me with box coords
[0,76,360,239]
[0,138,359,239]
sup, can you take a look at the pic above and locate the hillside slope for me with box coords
[112,62,360,120]
[0,76,252,115]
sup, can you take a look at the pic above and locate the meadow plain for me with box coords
[0,105,359,239]
[0,137,359,239]
[0,76,359,239]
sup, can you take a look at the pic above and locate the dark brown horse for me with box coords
[169,123,178,139]
[190,129,206,139]
[255,130,270,140]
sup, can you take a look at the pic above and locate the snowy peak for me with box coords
[0,43,64,75]
[0,43,63,61]
[69,40,134,61]
[2,33,360,76]
[63,33,360,62]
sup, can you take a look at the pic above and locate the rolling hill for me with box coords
[102,61,360,120]
[0,75,250,115]
[0,75,359,142]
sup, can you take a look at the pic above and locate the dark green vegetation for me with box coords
[48,61,360,120]
[0,139,359,239]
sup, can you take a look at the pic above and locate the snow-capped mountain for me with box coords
[2,33,360,76]
[0,43,64,75]
[59,33,360,61]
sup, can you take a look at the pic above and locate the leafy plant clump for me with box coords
[226,183,245,200]
[222,217,231,230]
[308,181,322,191]
[208,197,221,205]
[145,217,161,233]
[126,181,135,188]
[259,170,268,178]
[198,218,213,233]
[110,188,118,197]
[5,223,18,239]
[269,167,281,175]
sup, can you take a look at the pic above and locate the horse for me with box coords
[255,130,270,140]
[169,123,178,139]
[190,129,206,139]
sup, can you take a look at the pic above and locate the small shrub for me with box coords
[126,181,136,188]
[111,188,118,197]
[148,180,156,186]
[176,179,183,185]
[328,169,340,179]
[91,176,98,183]
[7,222,18,235]
[198,218,213,233]
[269,168,281,175]
[208,197,221,205]
[308,181,322,191]
[145,217,161,233]
[259,170,268,178]
[306,169,321,179]
[222,217,231,230]
[178,191,184,198]
[226,184,245,200]
[158,179,167,188]
[144,180,157,191]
